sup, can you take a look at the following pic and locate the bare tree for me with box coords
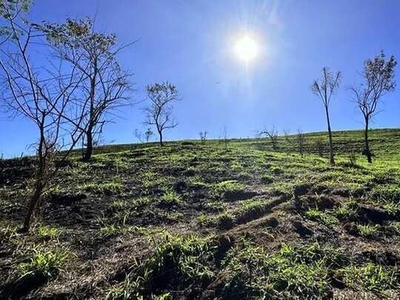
[42,18,133,161]
[222,125,229,150]
[296,130,305,157]
[283,129,292,152]
[145,82,179,146]
[311,67,341,165]
[350,51,397,163]
[259,126,279,151]
[199,131,208,142]
[314,138,325,157]
[145,128,153,143]
[0,2,86,232]
[134,128,144,143]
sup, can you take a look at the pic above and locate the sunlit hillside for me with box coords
[1,129,400,299]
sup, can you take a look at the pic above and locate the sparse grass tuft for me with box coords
[305,208,339,226]
[159,190,182,207]
[18,250,69,278]
[81,182,122,195]
[357,224,380,238]
[341,263,400,292]
[36,225,60,239]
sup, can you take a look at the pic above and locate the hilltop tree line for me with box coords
[0,0,397,232]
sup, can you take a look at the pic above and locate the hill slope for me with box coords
[1,129,400,299]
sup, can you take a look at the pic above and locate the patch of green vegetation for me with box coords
[80,182,122,195]
[269,181,294,196]
[204,201,226,212]
[213,180,244,197]
[340,263,399,293]
[357,224,380,238]
[115,233,217,299]
[390,221,400,234]
[235,199,270,225]
[382,200,400,216]
[18,250,69,278]
[36,225,60,239]
[305,208,339,226]
[215,213,234,229]
[222,242,347,299]
[187,176,209,189]
[372,185,400,201]
[5,129,400,298]
[197,212,234,229]
[237,170,251,180]
[334,200,358,220]
[158,190,182,207]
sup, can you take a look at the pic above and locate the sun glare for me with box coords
[234,35,259,63]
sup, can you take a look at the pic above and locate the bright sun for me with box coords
[234,35,259,63]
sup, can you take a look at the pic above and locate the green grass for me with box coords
[159,190,182,207]
[18,250,69,278]
[305,208,339,226]
[36,225,60,239]
[80,182,122,195]
[357,224,380,238]
[341,263,399,293]
[3,128,400,299]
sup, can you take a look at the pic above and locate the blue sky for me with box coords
[1,0,400,157]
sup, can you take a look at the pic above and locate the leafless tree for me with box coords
[222,125,229,150]
[145,128,153,143]
[42,18,134,161]
[311,67,341,165]
[259,126,279,151]
[145,82,179,146]
[134,128,144,143]
[0,2,86,232]
[199,131,208,142]
[283,129,293,152]
[349,51,397,163]
[314,137,325,157]
[296,130,305,157]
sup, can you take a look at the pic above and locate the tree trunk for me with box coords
[21,183,44,232]
[84,72,96,161]
[364,118,372,163]
[325,106,335,166]
[21,130,46,233]
[84,127,93,161]
[159,130,163,147]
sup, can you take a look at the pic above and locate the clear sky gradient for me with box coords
[1,0,400,157]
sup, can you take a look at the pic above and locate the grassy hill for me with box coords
[1,128,400,299]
